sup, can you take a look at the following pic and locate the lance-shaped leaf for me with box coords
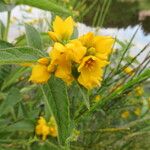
[5,119,34,132]
[25,24,43,50]
[16,0,71,15]
[1,67,30,90]
[15,33,51,48]
[0,47,45,65]
[0,40,13,49]
[0,87,22,117]
[0,40,13,84]
[41,76,71,145]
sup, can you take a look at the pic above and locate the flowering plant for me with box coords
[0,1,150,150]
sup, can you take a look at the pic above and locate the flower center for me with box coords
[87,47,96,56]
[85,58,95,69]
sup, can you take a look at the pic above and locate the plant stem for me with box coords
[4,11,11,41]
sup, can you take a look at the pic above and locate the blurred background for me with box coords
[0,0,150,62]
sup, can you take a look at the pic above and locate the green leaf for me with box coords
[76,82,90,109]
[0,0,14,12]
[0,65,11,85]
[41,75,71,145]
[25,24,43,50]
[15,33,51,48]
[32,141,63,150]
[5,119,34,132]
[0,87,22,117]
[0,40,13,49]
[0,46,45,65]
[16,0,71,15]
[1,67,29,90]
[0,40,13,84]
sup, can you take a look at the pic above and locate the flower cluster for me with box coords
[124,66,135,76]
[134,86,144,96]
[29,16,114,89]
[35,116,58,140]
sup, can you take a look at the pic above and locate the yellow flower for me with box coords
[78,56,106,89]
[35,116,58,140]
[29,58,50,83]
[134,86,144,96]
[37,116,47,125]
[48,43,73,84]
[48,116,58,137]
[35,117,50,140]
[38,57,49,65]
[124,67,134,76]
[79,32,114,60]
[70,129,80,141]
[48,16,75,42]
[134,108,141,116]
[76,32,114,89]
[93,95,101,103]
[66,39,87,63]
[121,111,129,119]
[49,127,57,137]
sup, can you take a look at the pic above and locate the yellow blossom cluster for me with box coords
[134,86,144,96]
[35,116,58,140]
[124,67,134,76]
[121,111,130,119]
[134,107,141,116]
[29,16,114,89]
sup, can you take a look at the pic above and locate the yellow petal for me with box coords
[53,16,64,35]
[48,31,60,42]
[29,64,50,83]
[49,42,66,60]
[93,36,115,56]
[79,32,114,61]
[63,16,75,39]
[42,125,50,140]
[78,56,104,89]
[55,62,73,85]
[124,67,134,76]
[78,56,108,72]
[36,125,43,135]
[51,16,75,41]
[38,117,47,125]
[38,57,49,65]
[48,42,66,73]
[49,127,58,137]
[79,32,95,48]
[48,42,73,85]
[66,39,86,63]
